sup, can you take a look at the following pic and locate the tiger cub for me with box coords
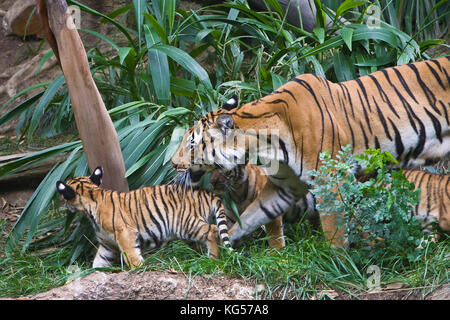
[56,166,232,268]
[210,163,320,249]
[404,169,450,235]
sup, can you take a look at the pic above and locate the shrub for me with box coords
[309,145,427,262]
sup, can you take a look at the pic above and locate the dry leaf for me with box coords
[385,281,405,290]
[310,290,339,300]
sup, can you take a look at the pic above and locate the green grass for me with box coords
[0,134,75,156]
[0,215,87,297]
[0,137,21,156]
[2,218,447,299]
[137,227,448,299]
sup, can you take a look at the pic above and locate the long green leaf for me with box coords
[122,117,171,169]
[133,0,147,48]
[144,24,171,105]
[27,75,66,140]
[0,141,81,178]
[0,91,44,127]
[335,0,367,21]
[143,13,167,42]
[340,26,354,51]
[80,28,120,51]
[150,44,213,90]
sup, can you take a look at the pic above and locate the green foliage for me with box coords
[309,145,427,263]
[372,0,449,43]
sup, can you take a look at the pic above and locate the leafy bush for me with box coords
[309,145,427,262]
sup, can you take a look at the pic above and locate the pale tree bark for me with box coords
[36,0,129,192]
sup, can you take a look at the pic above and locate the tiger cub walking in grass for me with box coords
[210,163,320,250]
[56,166,232,268]
[404,169,450,235]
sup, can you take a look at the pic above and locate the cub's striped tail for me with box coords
[214,199,253,257]
[214,203,232,250]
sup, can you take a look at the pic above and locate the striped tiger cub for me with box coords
[56,166,232,268]
[210,163,320,250]
[404,169,450,235]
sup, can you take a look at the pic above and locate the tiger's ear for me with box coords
[221,95,238,110]
[217,114,234,135]
[56,181,76,200]
[89,166,103,186]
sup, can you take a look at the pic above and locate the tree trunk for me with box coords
[35,0,129,192]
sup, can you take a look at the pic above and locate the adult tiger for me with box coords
[56,166,232,268]
[172,57,450,247]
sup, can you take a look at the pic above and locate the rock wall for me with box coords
[0,0,131,133]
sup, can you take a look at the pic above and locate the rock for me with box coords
[2,0,43,37]
[27,270,261,300]
[428,285,450,300]
[0,48,58,98]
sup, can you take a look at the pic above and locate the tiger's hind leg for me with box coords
[264,216,285,250]
[319,212,346,247]
[229,169,308,246]
[317,186,346,248]
[189,223,221,259]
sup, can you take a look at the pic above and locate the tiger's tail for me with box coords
[214,203,232,250]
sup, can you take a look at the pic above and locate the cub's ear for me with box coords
[89,166,103,186]
[221,95,238,111]
[56,181,76,200]
[217,114,234,135]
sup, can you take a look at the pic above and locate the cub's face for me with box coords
[56,166,103,212]
[209,165,247,194]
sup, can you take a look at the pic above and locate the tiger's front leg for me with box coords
[229,163,309,245]
[116,230,144,268]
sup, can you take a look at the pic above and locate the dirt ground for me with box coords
[2,269,445,300]
[26,270,264,300]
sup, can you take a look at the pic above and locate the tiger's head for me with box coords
[171,96,246,186]
[56,166,103,213]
